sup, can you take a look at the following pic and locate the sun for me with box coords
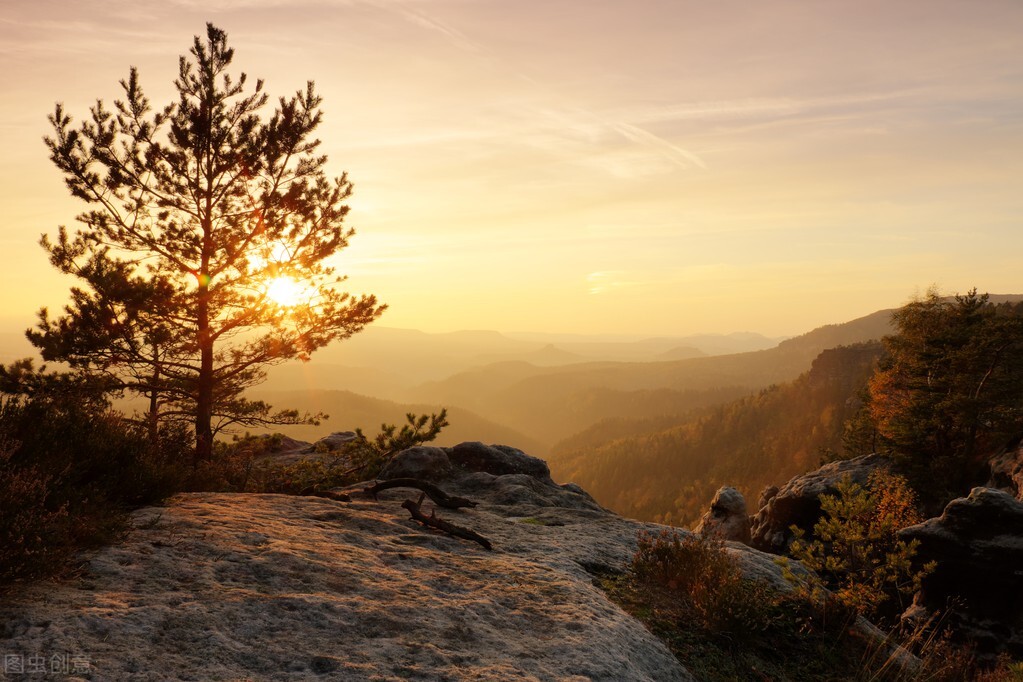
[265,276,305,307]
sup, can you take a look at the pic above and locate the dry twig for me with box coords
[402,493,493,551]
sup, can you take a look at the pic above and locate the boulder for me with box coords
[750,454,891,553]
[375,442,605,513]
[898,487,1023,660]
[377,445,453,480]
[301,431,357,453]
[726,542,807,592]
[694,486,751,544]
[448,441,553,482]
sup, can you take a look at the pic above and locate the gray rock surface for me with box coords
[376,441,605,513]
[377,445,453,480]
[380,441,553,483]
[0,443,693,681]
[898,487,1023,661]
[750,454,891,553]
[302,430,357,453]
[694,486,751,544]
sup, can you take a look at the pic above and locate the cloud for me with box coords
[586,271,641,295]
[611,90,923,130]
[610,122,706,170]
[367,0,482,53]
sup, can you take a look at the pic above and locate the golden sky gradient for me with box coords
[1,0,1021,337]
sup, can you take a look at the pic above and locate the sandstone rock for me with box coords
[375,442,605,513]
[0,492,693,680]
[898,487,1023,661]
[757,485,779,510]
[265,434,311,453]
[0,437,923,681]
[750,454,891,553]
[694,486,751,544]
[725,542,808,592]
[302,430,357,453]
[377,445,453,480]
[448,441,553,481]
[987,439,1023,500]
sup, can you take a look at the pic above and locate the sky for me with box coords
[1,0,1021,338]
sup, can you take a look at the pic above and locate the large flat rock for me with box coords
[0,491,692,681]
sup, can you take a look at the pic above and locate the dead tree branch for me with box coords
[401,493,492,551]
[366,478,477,509]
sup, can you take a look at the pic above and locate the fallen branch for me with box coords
[366,478,478,509]
[402,493,493,551]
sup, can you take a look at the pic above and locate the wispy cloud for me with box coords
[610,122,706,170]
[366,0,482,53]
[615,90,920,126]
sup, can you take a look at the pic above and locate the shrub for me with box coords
[0,437,72,583]
[0,370,190,586]
[788,469,933,622]
[602,530,871,680]
[632,530,787,639]
[604,527,1019,681]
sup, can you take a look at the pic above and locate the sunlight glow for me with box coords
[265,276,306,308]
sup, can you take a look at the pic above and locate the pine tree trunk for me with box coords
[194,221,215,466]
[195,297,214,465]
[147,342,160,449]
[148,389,159,448]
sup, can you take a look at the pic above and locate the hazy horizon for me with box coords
[3,1,1022,338]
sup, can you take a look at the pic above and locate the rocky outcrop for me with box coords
[0,442,702,681]
[756,485,779,511]
[694,486,751,544]
[898,487,1023,660]
[376,441,605,513]
[987,439,1023,500]
[302,430,357,453]
[750,454,891,553]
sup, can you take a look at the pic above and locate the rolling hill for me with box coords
[248,388,546,454]
[405,308,896,449]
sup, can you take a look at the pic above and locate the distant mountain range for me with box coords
[256,327,785,400]
[399,308,897,449]
[0,306,898,453]
[247,389,546,455]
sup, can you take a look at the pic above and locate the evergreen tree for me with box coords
[868,289,1023,494]
[32,24,385,463]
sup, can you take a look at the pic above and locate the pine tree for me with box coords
[868,289,1023,494]
[32,24,385,463]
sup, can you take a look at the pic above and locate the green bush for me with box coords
[604,530,868,680]
[788,470,934,623]
[605,527,1019,681]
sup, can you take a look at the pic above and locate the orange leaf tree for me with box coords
[867,289,1023,495]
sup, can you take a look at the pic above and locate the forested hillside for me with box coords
[548,343,883,525]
